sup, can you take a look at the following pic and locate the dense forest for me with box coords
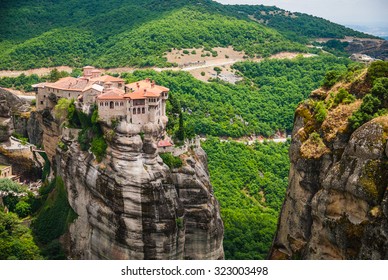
[202,137,290,259]
[226,5,378,42]
[0,0,375,70]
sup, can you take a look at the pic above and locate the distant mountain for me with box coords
[0,0,378,70]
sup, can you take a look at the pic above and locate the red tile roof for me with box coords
[97,88,125,100]
[90,75,124,83]
[124,79,169,100]
[158,139,173,147]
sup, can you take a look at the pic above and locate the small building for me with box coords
[0,165,12,179]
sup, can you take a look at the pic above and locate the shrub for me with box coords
[200,71,205,76]
[322,70,343,88]
[191,50,196,55]
[15,201,31,218]
[160,153,183,169]
[314,101,327,122]
[182,50,189,55]
[332,88,355,107]
[90,136,107,162]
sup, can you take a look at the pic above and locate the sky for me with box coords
[214,0,388,36]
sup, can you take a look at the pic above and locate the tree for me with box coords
[214,67,222,77]
[176,112,185,141]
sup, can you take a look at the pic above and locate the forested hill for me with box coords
[0,0,376,70]
[225,5,378,42]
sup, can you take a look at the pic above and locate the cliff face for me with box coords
[270,84,388,259]
[56,122,224,260]
[0,88,29,142]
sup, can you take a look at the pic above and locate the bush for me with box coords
[191,50,196,55]
[15,201,31,218]
[322,70,343,88]
[314,101,327,122]
[159,153,183,169]
[332,88,355,107]
[200,71,205,76]
[182,50,189,55]
[90,136,107,162]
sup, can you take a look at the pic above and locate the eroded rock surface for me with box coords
[270,111,388,259]
[57,123,224,260]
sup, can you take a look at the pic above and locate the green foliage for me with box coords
[332,88,355,107]
[32,176,77,245]
[54,98,72,122]
[0,211,42,260]
[159,153,183,169]
[90,137,107,162]
[73,106,107,161]
[175,217,184,229]
[0,73,42,92]
[367,61,388,84]
[124,55,350,138]
[15,201,31,218]
[57,141,68,151]
[0,178,26,194]
[12,132,28,145]
[214,67,222,75]
[322,70,344,88]
[202,137,290,259]
[175,112,185,141]
[232,5,377,42]
[314,101,327,122]
[349,76,388,129]
[200,71,205,76]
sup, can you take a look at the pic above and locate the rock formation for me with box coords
[270,73,388,260]
[346,39,388,61]
[55,121,224,260]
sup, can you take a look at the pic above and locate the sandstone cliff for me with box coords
[270,71,388,259]
[54,121,224,260]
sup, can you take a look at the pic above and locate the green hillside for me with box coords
[0,0,376,70]
[225,4,379,42]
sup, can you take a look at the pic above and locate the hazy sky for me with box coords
[214,0,388,26]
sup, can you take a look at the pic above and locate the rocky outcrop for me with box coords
[270,102,388,259]
[0,88,30,142]
[346,39,388,61]
[57,122,224,260]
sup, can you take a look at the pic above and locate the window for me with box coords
[142,108,145,114]
[120,102,124,106]
[115,102,118,106]
[40,101,43,105]
[43,95,46,98]
[137,108,141,114]
[133,108,136,114]
[110,101,114,109]
[105,102,108,106]
[68,93,71,97]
